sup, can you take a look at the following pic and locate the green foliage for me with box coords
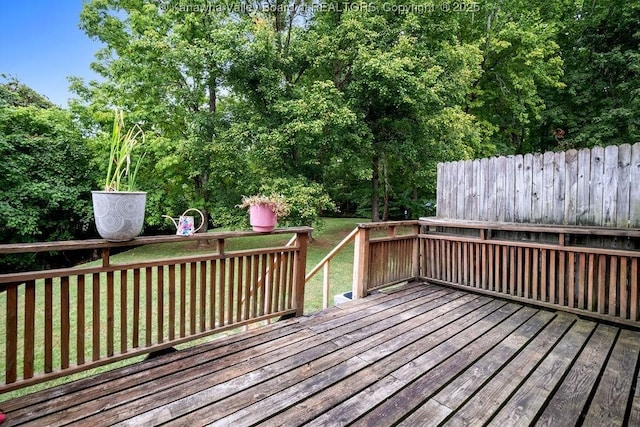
[0,103,95,270]
[67,0,637,229]
[0,75,55,109]
[538,1,640,150]
[103,109,146,191]
[258,178,336,229]
[238,194,291,218]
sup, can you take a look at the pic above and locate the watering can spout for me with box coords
[161,215,179,229]
[162,209,205,236]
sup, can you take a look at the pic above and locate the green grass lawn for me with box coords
[98,217,366,312]
[0,217,367,401]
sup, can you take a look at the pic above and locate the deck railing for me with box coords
[352,221,420,298]
[0,228,311,392]
[347,219,640,328]
[419,218,640,327]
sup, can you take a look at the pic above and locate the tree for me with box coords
[457,1,565,154]
[0,79,95,271]
[76,0,250,230]
[538,1,640,149]
[308,4,489,220]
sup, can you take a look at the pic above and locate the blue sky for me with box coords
[0,1,102,107]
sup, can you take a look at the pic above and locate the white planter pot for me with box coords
[92,191,147,242]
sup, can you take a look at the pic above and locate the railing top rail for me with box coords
[0,227,314,255]
[419,217,640,238]
[357,220,419,229]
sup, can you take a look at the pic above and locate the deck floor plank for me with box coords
[440,312,578,426]
[353,306,540,426]
[583,328,640,427]
[486,319,597,426]
[535,323,619,426]
[399,309,556,426]
[213,296,499,426]
[2,282,639,427]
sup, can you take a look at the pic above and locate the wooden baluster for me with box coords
[180,263,186,338]
[243,256,252,320]
[609,256,618,316]
[237,256,246,322]
[132,269,140,349]
[631,258,638,321]
[620,257,628,319]
[168,265,176,340]
[61,276,70,368]
[24,280,36,378]
[190,262,197,335]
[6,283,18,383]
[145,267,152,347]
[77,275,85,365]
[157,265,164,344]
[45,278,53,372]
[92,273,100,361]
[225,258,234,321]
[219,257,227,326]
[106,271,114,357]
[200,261,207,332]
[120,270,128,354]
[210,260,217,329]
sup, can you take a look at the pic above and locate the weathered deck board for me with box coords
[2,281,640,427]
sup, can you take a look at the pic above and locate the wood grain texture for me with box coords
[3,283,639,427]
[435,143,640,228]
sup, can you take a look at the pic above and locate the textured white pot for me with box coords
[92,191,146,242]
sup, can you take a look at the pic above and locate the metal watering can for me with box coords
[162,209,205,236]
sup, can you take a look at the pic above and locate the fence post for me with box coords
[292,230,309,316]
[352,226,370,299]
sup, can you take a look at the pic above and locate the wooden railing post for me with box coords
[352,226,370,299]
[412,224,420,278]
[292,231,309,316]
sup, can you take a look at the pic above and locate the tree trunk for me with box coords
[371,155,380,222]
[382,158,390,221]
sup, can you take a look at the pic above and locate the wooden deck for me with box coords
[2,281,640,426]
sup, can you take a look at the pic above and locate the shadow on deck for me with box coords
[3,281,640,426]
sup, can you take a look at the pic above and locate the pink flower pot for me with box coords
[249,204,277,232]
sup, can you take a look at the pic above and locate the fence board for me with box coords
[504,156,516,222]
[617,144,632,228]
[456,161,466,219]
[564,149,578,225]
[532,153,545,222]
[554,151,566,224]
[632,144,640,228]
[576,148,591,225]
[495,157,506,222]
[603,145,619,227]
[436,143,640,228]
[478,159,498,221]
[589,147,605,226]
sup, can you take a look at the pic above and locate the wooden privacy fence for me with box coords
[436,143,640,227]
[0,228,310,392]
[420,219,640,328]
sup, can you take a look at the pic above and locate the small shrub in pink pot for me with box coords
[238,194,290,232]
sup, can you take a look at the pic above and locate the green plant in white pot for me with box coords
[92,110,147,242]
